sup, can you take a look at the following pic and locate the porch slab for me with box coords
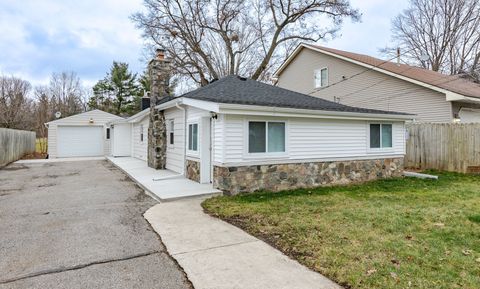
[107,157,221,201]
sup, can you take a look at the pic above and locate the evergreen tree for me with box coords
[90,62,141,115]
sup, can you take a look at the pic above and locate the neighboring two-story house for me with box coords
[274,43,480,123]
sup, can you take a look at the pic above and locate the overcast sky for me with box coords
[0,0,410,88]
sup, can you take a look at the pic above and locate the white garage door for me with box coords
[57,126,104,157]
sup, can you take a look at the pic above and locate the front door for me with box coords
[200,117,211,183]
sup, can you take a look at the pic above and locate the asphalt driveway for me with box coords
[0,160,192,289]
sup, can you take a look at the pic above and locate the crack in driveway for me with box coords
[0,251,162,285]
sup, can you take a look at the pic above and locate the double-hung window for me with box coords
[188,123,198,151]
[369,123,392,149]
[314,68,328,88]
[248,121,285,154]
[168,120,174,146]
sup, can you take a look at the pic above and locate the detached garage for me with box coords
[46,110,124,158]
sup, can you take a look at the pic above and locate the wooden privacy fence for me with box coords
[405,123,480,173]
[0,128,36,167]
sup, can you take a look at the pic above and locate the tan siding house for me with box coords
[275,44,480,123]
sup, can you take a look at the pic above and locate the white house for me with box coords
[113,70,413,194]
[45,110,123,158]
[108,108,150,161]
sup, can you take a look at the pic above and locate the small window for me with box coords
[188,123,198,151]
[370,123,392,149]
[314,68,328,88]
[106,128,110,140]
[168,120,174,146]
[140,124,144,142]
[248,121,285,153]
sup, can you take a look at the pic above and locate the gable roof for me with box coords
[46,109,123,124]
[275,43,480,99]
[158,75,411,116]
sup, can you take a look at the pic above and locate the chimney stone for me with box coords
[147,48,171,170]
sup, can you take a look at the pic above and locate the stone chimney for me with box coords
[147,48,171,170]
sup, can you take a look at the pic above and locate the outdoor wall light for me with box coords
[89,118,94,124]
[210,112,218,119]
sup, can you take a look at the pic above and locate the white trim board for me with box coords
[156,98,413,121]
[213,154,406,167]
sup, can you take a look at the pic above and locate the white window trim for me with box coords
[366,122,394,153]
[244,119,289,159]
[314,67,328,88]
[187,121,199,156]
[167,119,174,149]
[139,124,144,143]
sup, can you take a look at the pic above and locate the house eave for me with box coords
[155,97,413,120]
[155,97,220,112]
[446,92,480,104]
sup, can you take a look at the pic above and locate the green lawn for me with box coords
[202,172,480,289]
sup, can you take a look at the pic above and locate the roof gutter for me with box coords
[155,98,184,110]
[155,97,414,120]
[218,103,414,121]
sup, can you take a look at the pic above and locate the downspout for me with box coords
[151,101,186,182]
[176,102,187,176]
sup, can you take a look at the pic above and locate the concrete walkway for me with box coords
[107,157,221,201]
[145,198,340,289]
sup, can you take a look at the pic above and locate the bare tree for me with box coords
[132,0,360,86]
[32,86,51,153]
[387,0,480,80]
[48,72,86,117]
[0,76,35,130]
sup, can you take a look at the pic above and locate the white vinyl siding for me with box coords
[164,107,184,173]
[47,110,122,158]
[277,48,453,122]
[132,117,149,161]
[219,115,405,165]
[213,114,225,163]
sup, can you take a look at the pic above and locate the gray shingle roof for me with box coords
[159,75,411,115]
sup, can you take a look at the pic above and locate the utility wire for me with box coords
[304,17,478,98]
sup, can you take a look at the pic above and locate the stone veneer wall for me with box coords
[213,158,404,195]
[147,49,170,170]
[186,159,200,182]
[148,108,167,169]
